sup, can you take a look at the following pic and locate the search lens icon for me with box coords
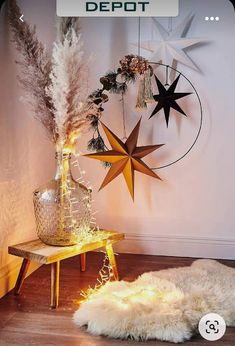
[209,324,216,331]
[199,313,226,341]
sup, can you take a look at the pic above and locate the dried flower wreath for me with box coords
[86,55,154,155]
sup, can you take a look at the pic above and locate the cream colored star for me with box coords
[133,14,206,71]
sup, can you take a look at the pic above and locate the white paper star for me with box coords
[133,14,206,72]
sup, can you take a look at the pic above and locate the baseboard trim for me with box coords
[114,233,235,260]
[0,258,41,299]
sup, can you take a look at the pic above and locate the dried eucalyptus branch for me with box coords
[8,0,56,142]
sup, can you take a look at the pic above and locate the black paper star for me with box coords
[149,74,192,127]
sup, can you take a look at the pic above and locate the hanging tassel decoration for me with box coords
[144,68,154,103]
[136,75,147,110]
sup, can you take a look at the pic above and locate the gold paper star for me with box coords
[84,119,164,200]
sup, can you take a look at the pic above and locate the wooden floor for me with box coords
[0,252,234,346]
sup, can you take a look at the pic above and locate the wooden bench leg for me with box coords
[80,253,86,272]
[14,258,30,295]
[105,243,119,281]
[51,261,60,309]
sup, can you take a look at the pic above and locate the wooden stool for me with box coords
[8,230,124,308]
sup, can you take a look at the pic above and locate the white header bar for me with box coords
[57,0,179,17]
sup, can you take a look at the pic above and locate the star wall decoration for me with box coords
[133,14,206,72]
[84,119,164,200]
[150,74,192,127]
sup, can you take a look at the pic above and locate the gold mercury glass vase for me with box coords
[33,150,92,246]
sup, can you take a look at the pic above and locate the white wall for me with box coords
[0,0,234,284]
[79,0,235,259]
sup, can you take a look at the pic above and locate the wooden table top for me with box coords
[8,230,124,264]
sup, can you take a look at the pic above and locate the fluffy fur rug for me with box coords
[73,260,235,343]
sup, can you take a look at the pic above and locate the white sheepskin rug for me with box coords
[73,259,235,343]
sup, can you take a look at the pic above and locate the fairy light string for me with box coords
[80,250,117,301]
[64,151,116,299]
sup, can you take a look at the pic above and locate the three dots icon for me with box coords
[205,16,220,21]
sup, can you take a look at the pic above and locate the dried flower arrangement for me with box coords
[8,0,99,151]
[8,1,154,157]
[7,1,104,246]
